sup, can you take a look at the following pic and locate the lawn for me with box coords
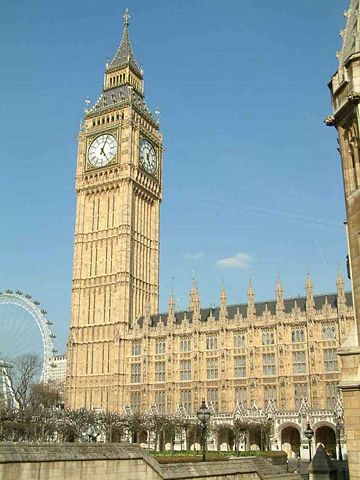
[150,450,287,464]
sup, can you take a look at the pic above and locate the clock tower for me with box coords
[66,9,163,411]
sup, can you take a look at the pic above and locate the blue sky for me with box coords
[0,0,350,351]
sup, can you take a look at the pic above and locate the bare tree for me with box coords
[56,408,98,442]
[9,354,41,409]
[124,413,145,444]
[31,382,61,409]
[99,411,126,442]
[233,419,250,454]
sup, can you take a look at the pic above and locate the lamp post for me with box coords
[196,399,211,462]
[304,422,314,462]
[334,414,343,461]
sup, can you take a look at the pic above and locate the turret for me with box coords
[247,279,256,318]
[276,273,285,315]
[306,272,315,313]
[336,269,347,312]
[168,290,176,323]
[144,295,151,326]
[219,284,228,319]
[188,276,201,320]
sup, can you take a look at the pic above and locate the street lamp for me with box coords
[334,414,343,461]
[304,422,314,462]
[196,399,211,462]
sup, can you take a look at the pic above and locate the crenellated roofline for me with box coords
[138,291,352,328]
[136,272,350,328]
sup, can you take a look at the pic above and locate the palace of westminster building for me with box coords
[65,8,356,456]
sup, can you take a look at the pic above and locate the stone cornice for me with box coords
[338,382,360,391]
[338,346,360,356]
[324,115,336,126]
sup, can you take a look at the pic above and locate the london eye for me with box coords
[0,290,56,382]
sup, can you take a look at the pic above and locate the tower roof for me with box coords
[86,84,156,125]
[106,8,143,78]
[338,0,360,68]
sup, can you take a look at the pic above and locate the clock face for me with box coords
[88,134,117,167]
[140,138,157,175]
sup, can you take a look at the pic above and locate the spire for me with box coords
[188,275,201,318]
[305,272,315,312]
[293,299,300,317]
[168,290,176,322]
[247,279,256,318]
[219,283,228,319]
[337,268,347,310]
[86,8,156,122]
[337,1,360,70]
[106,8,143,78]
[276,273,285,315]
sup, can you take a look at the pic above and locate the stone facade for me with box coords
[125,275,352,417]
[123,274,351,459]
[327,0,360,477]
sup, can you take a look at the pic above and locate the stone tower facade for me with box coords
[66,10,163,410]
[327,0,360,344]
[327,0,360,477]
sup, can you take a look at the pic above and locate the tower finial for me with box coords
[123,8,130,27]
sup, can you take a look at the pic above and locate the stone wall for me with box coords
[0,443,302,480]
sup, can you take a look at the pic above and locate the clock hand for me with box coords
[102,147,109,160]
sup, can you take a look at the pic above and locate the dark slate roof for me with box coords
[86,84,157,127]
[106,23,142,78]
[136,292,352,328]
